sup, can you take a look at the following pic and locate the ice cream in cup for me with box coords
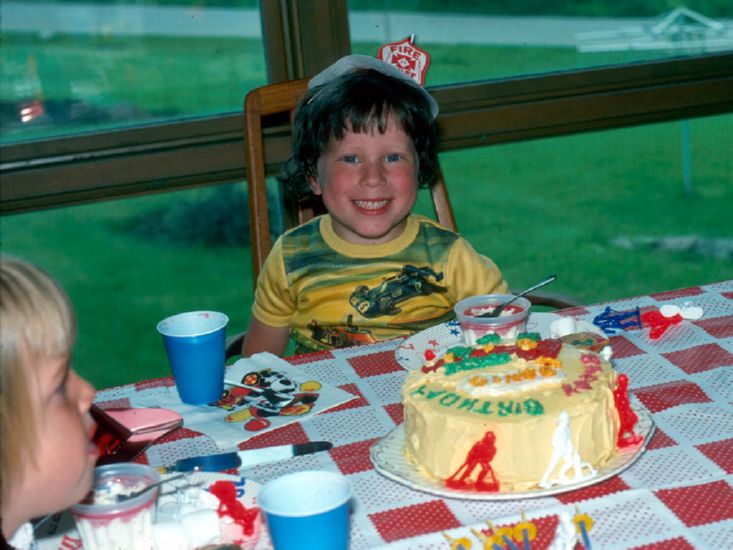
[454,294,531,345]
[71,463,160,550]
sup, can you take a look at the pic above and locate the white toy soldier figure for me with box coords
[540,411,596,488]
[548,511,580,550]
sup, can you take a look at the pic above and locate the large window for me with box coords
[1,1,732,388]
[0,185,253,388]
[1,0,265,144]
[434,114,733,304]
[350,1,733,84]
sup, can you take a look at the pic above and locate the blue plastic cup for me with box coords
[156,311,229,405]
[258,470,352,550]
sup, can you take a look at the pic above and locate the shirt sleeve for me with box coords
[445,237,508,302]
[251,237,296,327]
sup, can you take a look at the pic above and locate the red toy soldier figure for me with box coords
[640,308,683,339]
[446,431,500,492]
[613,374,643,447]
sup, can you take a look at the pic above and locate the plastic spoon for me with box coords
[115,473,185,502]
[479,275,557,318]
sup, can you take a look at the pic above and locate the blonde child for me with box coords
[243,55,507,356]
[1,256,97,549]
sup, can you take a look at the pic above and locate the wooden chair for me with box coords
[227,79,582,358]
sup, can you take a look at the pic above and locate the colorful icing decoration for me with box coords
[410,384,545,417]
[613,374,642,447]
[573,507,594,550]
[539,411,596,488]
[445,431,500,492]
[558,331,609,353]
[477,333,502,345]
[592,306,642,335]
[425,337,562,375]
[561,356,602,396]
[517,337,539,351]
[444,352,511,376]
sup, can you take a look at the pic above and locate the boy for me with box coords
[243,55,507,356]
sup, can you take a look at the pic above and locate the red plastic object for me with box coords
[91,405,182,464]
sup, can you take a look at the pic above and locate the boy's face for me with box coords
[309,116,419,245]
[16,355,97,520]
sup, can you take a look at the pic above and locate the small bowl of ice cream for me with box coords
[71,463,160,550]
[454,294,531,345]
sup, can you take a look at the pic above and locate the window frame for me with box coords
[1,1,732,214]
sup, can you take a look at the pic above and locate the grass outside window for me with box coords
[3,114,731,389]
[2,32,731,389]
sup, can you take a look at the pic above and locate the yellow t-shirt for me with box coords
[252,214,507,352]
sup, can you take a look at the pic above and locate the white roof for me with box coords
[576,8,733,53]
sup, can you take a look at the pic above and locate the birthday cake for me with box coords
[402,332,641,493]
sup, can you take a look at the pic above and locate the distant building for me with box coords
[576,7,733,54]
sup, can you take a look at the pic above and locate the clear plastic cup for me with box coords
[156,311,228,405]
[71,463,160,550]
[454,294,531,345]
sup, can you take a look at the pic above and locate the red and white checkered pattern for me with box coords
[94,281,733,549]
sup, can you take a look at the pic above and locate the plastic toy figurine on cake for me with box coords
[401,322,645,493]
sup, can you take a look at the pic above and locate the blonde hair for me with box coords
[0,255,76,502]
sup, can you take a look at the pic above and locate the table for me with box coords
[100,281,733,549]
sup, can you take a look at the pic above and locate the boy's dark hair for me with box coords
[280,68,439,199]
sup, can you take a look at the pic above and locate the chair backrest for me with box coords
[243,78,457,285]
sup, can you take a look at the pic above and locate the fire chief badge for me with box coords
[377,36,431,86]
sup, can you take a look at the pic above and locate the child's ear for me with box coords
[308,176,323,196]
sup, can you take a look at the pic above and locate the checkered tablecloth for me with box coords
[96,281,733,549]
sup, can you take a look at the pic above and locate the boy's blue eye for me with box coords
[342,155,358,163]
[386,153,402,162]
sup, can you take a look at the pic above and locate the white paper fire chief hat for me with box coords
[308,53,439,118]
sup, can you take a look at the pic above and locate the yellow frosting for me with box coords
[402,340,620,492]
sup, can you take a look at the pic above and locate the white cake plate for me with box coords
[394,312,604,371]
[370,404,654,501]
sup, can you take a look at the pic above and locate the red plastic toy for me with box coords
[613,374,642,447]
[445,431,500,492]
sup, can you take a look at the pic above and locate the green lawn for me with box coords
[437,115,733,303]
[2,33,731,390]
[1,189,253,389]
[3,113,731,390]
[1,33,266,142]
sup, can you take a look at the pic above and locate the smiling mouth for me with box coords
[354,199,389,210]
